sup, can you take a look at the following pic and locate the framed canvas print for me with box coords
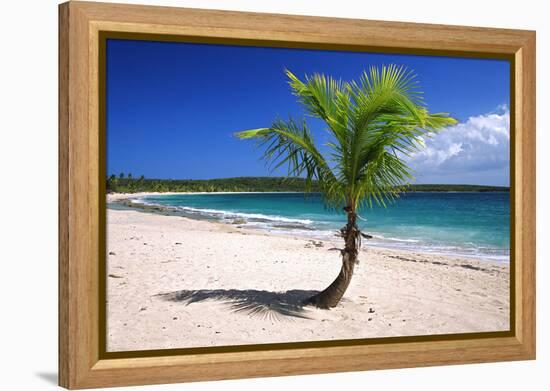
[58,1,536,389]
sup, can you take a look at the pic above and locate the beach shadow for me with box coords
[156,289,319,321]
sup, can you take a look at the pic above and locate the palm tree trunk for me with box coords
[305,209,359,308]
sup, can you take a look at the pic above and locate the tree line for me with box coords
[106,174,509,194]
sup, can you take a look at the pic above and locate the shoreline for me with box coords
[106,207,510,352]
[107,189,510,203]
[107,191,308,203]
[107,192,510,262]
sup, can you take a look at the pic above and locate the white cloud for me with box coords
[497,103,509,112]
[407,106,510,184]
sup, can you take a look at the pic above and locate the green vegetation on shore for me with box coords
[107,174,509,194]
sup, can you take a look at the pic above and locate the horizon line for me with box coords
[106,175,509,188]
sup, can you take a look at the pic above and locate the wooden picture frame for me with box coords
[59,1,536,389]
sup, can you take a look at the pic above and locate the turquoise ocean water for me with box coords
[135,192,510,261]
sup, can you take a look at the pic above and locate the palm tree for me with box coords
[235,65,457,309]
[106,174,117,193]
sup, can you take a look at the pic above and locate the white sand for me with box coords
[106,207,510,352]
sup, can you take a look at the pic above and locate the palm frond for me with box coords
[236,65,457,212]
[235,118,345,208]
[285,70,351,165]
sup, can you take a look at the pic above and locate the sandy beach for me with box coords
[106,195,510,352]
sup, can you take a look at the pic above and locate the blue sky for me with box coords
[106,39,510,186]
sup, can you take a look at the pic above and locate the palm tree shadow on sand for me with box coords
[155,289,320,321]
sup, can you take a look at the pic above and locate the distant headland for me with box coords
[106,175,509,194]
